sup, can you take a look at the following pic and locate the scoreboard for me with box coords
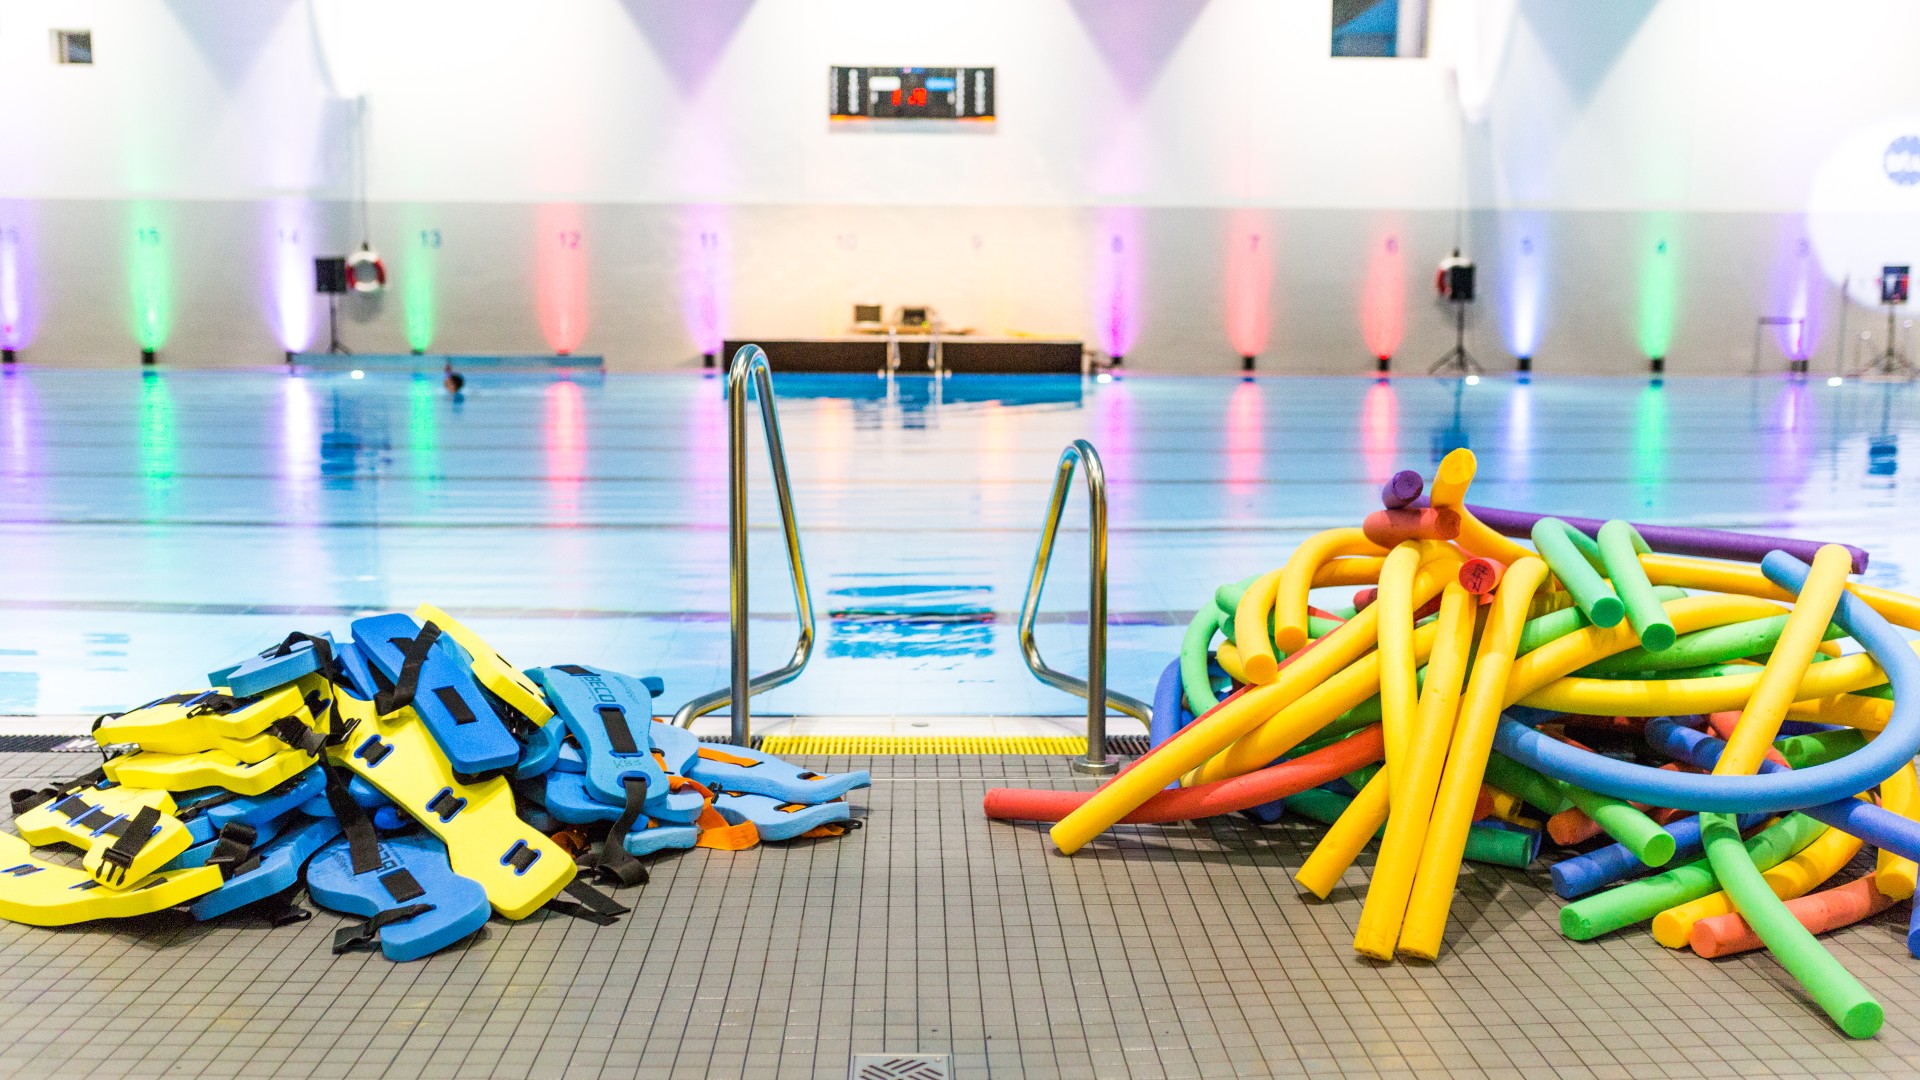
[830,67,995,122]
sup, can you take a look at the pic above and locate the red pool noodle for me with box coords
[1362,507,1460,547]
[1689,875,1898,958]
[1460,503,1869,574]
[981,725,1385,824]
[1459,557,1506,596]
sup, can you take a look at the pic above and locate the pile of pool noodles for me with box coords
[2,604,866,962]
[985,447,1920,1039]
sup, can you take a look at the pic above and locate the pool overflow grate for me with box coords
[850,1054,950,1080]
[0,735,98,753]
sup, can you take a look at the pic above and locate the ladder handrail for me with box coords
[672,344,815,746]
[1017,439,1151,775]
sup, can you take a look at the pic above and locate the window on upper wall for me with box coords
[52,30,93,65]
[1331,0,1427,58]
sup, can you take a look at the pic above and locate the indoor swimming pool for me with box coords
[1,369,1917,726]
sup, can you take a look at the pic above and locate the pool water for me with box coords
[0,369,1916,721]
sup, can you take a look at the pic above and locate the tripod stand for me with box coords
[1428,300,1482,376]
[1845,304,1913,379]
[324,294,352,355]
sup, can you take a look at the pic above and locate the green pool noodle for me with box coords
[1213,575,1259,619]
[1699,811,1882,1038]
[1181,605,1225,715]
[1279,787,1539,869]
[1531,518,1625,628]
[1597,520,1675,651]
[1555,780,1675,867]
[1483,754,1572,815]
[1514,586,1686,656]
[1558,812,1826,941]
[1778,728,1866,767]
[1578,614,1845,676]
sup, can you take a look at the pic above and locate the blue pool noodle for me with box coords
[1493,552,1920,813]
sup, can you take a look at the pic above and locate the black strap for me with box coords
[374,624,444,715]
[96,805,161,886]
[332,904,435,955]
[10,767,108,817]
[206,822,261,880]
[591,776,651,887]
[434,685,477,725]
[544,878,630,925]
[268,631,336,669]
[318,759,383,876]
[554,664,592,676]
[599,706,639,755]
[267,714,330,756]
[184,692,247,718]
[379,868,426,903]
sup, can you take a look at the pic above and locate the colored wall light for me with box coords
[1638,227,1677,367]
[1095,208,1141,362]
[1500,215,1545,363]
[682,206,727,360]
[1225,211,1271,366]
[536,204,589,355]
[270,202,315,353]
[1361,232,1405,366]
[406,215,440,354]
[128,205,171,358]
[1772,235,1820,363]
[0,216,33,355]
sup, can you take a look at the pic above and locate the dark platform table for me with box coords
[724,336,1084,374]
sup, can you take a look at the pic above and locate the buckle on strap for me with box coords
[207,822,262,880]
[589,776,652,888]
[96,804,163,886]
[332,904,435,955]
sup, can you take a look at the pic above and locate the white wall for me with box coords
[1,0,1918,370]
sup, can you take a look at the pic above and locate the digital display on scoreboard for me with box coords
[830,67,995,121]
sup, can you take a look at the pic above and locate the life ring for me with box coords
[346,246,386,293]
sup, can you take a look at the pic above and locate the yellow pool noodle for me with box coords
[1397,556,1549,960]
[1214,639,1249,684]
[1232,568,1287,683]
[1497,594,1796,710]
[1355,582,1477,960]
[1714,544,1855,777]
[1048,561,1449,854]
[1651,820,1861,948]
[1876,762,1920,900]
[1296,769,1390,899]
[1376,543,1429,796]
[1428,448,1475,508]
[1642,552,1920,632]
[1255,528,1387,675]
[1313,557,1387,588]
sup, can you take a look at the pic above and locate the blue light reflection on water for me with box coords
[0,370,1916,717]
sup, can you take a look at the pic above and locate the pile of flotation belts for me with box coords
[986,447,1920,1039]
[3,604,868,961]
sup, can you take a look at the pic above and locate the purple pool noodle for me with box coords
[1462,504,1868,574]
[1380,470,1424,510]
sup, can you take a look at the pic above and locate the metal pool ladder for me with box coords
[672,344,816,747]
[1018,439,1152,775]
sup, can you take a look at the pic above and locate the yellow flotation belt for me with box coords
[104,747,319,796]
[326,693,574,920]
[92,679,331,757]
[0,832,220,924]
[413,604,555,726]
[12,784,192,890]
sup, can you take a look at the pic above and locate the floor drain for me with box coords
[850,1053,950,1080]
